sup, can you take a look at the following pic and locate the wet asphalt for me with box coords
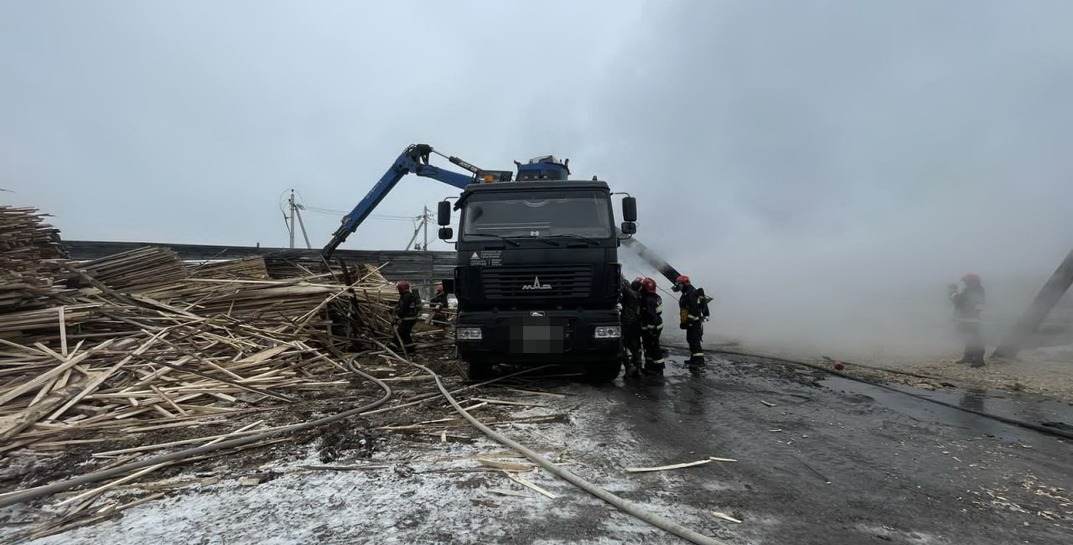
[510,350,1073,544]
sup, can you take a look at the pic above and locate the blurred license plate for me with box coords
[511,324,564,354]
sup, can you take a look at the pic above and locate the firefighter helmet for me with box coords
[641,277,657,293]
[397,281,411,293]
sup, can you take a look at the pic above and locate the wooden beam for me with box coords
[993,247,1073,358]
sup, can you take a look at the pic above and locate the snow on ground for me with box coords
[20,389,675,545]
[20,378,749,545]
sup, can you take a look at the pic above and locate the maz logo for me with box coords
[521,276,552,291]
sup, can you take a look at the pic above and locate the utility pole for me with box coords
[422,205,429,252]
[405,206,431,251]
[294,202,311,250]
[287,190,296,249]
[283,189,312,250]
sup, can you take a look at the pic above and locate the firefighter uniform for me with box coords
[395,282,423,354]
[620,278,644,377]
[639,277,665,374]
[429,286,449,325]
[950,274,986,367]
[677,277,709,366]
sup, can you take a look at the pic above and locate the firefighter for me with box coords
[675,275,711,367]
[429,283,449,325]
[639,277,665,375]
[394,280,423,355]
[949,273,986,367]
[620,277,644,378]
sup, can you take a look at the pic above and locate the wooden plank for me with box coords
[625,457,736,473]
[58,306,68,357]
[46,330,170,422]
[0,339,115,407]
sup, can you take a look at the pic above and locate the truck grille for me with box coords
[481,265,593,299]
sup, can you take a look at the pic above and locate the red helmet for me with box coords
[675,274,690,285]
[961,273,981,285]
[641,277,657,293]
[397,281,411,293]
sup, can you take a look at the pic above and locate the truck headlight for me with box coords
[457,327,482,340]
[593,326,621,339]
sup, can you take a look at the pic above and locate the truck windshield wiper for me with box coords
[464,233,520,247]
[545,234,601,246]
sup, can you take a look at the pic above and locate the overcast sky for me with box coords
[4,1,1072,356]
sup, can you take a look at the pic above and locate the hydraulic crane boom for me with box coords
[322,144,475,259]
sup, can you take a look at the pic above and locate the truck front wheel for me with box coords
[466,360,495,382]
[584,358,621,383]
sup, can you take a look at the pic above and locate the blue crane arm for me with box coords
[322,145,474,258]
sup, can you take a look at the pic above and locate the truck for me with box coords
[436,159,638,381]
[323,145,642,382]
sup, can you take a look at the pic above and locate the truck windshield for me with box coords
[461,190,612,240]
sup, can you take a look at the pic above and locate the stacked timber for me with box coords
[0,261,403,453]
[263,254,333,279]
[0,206,65,260]
[72,246,189,293]
[0,206,67,311]
[0,198,444,460]
[189,256,269,280]
[0,249,420,450]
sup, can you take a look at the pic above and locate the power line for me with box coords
[287,191,417,219]
[299,204,418,221]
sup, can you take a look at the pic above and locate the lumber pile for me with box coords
[263,254,334,279]
[0,206,67,311]
[70,246,189,293]
[0,268,408,455]
[189,256,270,280]
[0,204,468,543]
[340,263,404,338]
[0,221,424,455]
[0,314,349,451]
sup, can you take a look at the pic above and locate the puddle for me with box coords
[821,376,1073,447]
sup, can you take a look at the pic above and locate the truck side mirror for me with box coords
[438,227,454,240]
[622,196,637,222]
[620,221,636,235]
[437,200,451,226]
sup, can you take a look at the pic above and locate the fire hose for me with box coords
[375,340,727,545]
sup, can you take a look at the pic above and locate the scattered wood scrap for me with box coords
[711,511,742,523]
[624,456,738,473]
[503,471,558,499]
[476,456,536,472]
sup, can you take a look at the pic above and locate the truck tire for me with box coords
[466,361,495,382]
[584,359,621,383]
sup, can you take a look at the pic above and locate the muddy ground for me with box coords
[1,349,1071,544]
